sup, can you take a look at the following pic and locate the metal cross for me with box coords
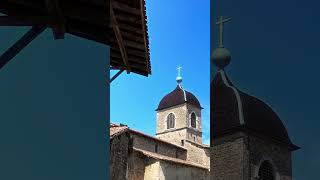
[216,16,231,48]
[177,65,182,77]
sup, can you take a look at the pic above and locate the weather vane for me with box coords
[216,16,231,48]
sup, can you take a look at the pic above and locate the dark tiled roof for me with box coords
[156,85,202,111]
[211,70,299,151]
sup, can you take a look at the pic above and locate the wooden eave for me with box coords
[0,0,151,76]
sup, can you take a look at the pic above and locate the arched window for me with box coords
[258,161,275,180]
[190,112,196,128]
[167,113,175,129]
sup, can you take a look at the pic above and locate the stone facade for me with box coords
[127,151,148,180]
[131,131,187,160]
[185,141,210,168]
[156,103,203,145]
[110,131,130,180]
[159,160,209,180]
[210,132,293,180]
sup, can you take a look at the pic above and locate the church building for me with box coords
[210,16,299,180]
[110,71,210,180]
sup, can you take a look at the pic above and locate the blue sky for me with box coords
[111,0,210,144]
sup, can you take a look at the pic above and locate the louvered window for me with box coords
[258,161,275,180]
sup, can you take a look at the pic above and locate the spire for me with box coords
[176,65,182,84]
[212,16,232,69]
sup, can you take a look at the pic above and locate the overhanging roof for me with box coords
[0,0,151,76]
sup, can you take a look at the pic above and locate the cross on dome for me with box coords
[176,65,182,84]
[216,16,231,48]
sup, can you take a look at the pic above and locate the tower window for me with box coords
[258,161,275,180]
[167,113,175,129]
[191,112,196,128]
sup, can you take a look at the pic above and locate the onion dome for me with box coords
[156,68,202,111]
[156,85,202,111]
[211,70,299,151]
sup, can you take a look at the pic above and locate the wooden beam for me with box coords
[0,26,46,70]
[110,69,124,83]
[45,0,66,39]
[109,38,145,50]
[111,1,140,15]
[115,13,142,26]
[111,46,146,58]
[139,0,150,74]
[0,16,54,26]
[110,3,131,73]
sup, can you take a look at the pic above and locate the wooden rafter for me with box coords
[110,2,131,73]
[0,26,46,69]
[0,0,150,76]
[0,16,53,26]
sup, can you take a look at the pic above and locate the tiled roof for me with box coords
[156,85,202,111]
[211,70,300,151]
[133,148,208,170]
[110,123,128,139]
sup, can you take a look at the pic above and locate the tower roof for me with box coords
[156,85,202,111]
[211,70,299,151]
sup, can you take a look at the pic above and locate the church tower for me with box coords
[211,16,299,180]
[155,67,203,146]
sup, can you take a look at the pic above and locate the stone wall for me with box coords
[156,104,188,134]
[187,128,202,144]
[186,104,202,132]
[185,141,210,168]
[249,135,292,180]
[132,132,187,160]
[159,160,210,180]
[144,160,161,180]
[127,151,146,180]
[110,132,130,180]
[157,128,187,147]
[211,132,293,180]
[211,133,249,180]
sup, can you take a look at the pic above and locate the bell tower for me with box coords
[155,66,203,146]
[211,16,299,180]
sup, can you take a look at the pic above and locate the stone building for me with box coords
[210,16,299,180]
[110,73,210,180]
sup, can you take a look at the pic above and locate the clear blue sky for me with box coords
[213,0,320,179]
[111,0,210,144]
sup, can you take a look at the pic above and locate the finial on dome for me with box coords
[212,16,232,69]
[176,65,182,84]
